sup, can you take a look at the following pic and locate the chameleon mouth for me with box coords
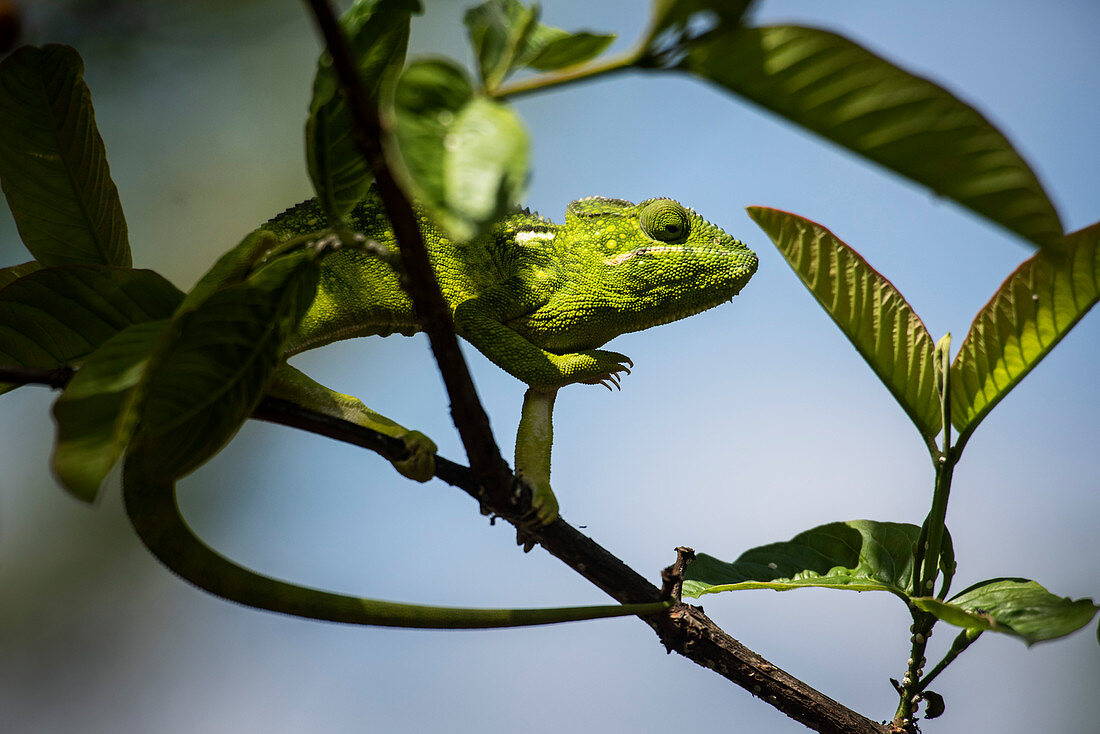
[605,243,756,267]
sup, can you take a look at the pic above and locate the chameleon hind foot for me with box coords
[391,430,437,482]
[514,471,559,551]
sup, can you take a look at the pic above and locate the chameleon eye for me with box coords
[639,200,690,243]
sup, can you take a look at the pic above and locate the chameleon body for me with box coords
[122,187,757,627]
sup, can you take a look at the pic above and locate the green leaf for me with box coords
[51,320,166,501]
[914,579,1099,646]
[748,207,940,440]
[464,0,614,85]
[683,520,954,602]
[464,0,540,89]
[688,26,1063,250]
[306,0,418,221]
[0,265,182,370]
[950,222,1099,442]
[137,252,322,479]
[0,45,131,266]
[393,60,529,241]
[525,30,615,72]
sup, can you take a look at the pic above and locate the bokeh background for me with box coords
[1,1,1097,731]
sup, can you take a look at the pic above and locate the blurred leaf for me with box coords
[306,0,418,220]
[749,207,940,440]
[689,26,1063,250]
[646,0,753,43]
[642,0,752,65]
[393,60,529,241]
[684,520,953,601]
[464,0,539,89]
[526,30,615,71]
[0,44,131,266]
[950,222,1099,442]
[0,265,182,371]
[914,579,1099,646]
[465,0,614,86]
[0,261,42,291]
[51,320,166,501]
[444,98,529,238]
[138,252,322,479]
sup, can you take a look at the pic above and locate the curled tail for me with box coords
[122,450,669,629]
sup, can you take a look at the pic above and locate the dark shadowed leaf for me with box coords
[684,520,953,602]
[306,0,418,220]
[51,320,166,501]
[0,265,182,371]
[914,579,1099,646]
[393,60,529,241]
[138,252,321,479]
[690,27,1063,250]
[951,223,1099,442]
[0,261,42,291]
[749,207,940,440]
[0,45,131,266]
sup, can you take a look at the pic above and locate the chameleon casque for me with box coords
[122,188,758,628]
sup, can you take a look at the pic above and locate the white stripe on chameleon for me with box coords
[515,230,555,245]
[605,244,687,266]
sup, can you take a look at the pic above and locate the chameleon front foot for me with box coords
[581,352,633,390]
[550,349,632,389]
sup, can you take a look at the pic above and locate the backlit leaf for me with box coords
[914,578,1099,646]
[749,207,940,440]
[951,223,1099,442]
[684,520,953,602]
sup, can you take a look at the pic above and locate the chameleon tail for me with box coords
[121,451,669,629]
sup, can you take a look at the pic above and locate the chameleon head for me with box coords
[534,196,758,349]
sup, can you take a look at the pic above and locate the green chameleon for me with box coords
[122,188,757,628]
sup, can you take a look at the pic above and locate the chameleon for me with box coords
[121,187,758,627]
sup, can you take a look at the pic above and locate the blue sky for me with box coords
[1,1,1097,732]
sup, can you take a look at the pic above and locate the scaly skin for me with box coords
[265,189,758,391]
[122,188,756,628]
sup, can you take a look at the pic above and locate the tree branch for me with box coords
[258,401,886,733]
[300,0,513,511]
